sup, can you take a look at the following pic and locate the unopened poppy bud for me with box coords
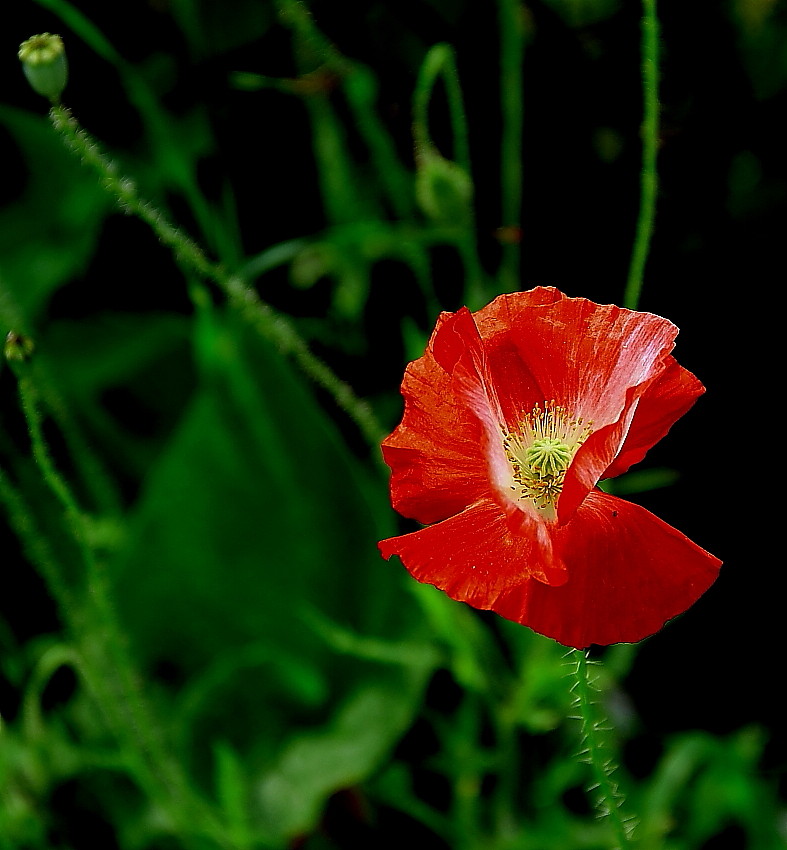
[18,33,68,101]
[415,146,473,227]
[4,331,35,363]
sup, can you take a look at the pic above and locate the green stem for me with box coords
[47,104,387,452]
[34,0,239,262]
[412,44,485,307]
[624,0,660,310]
[571,650,634,849]
[498,0,526,293]
[11,369,231,849]
[0,464,76,621]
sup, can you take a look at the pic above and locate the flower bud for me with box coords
[4,331,35,363]
[415,146,473,227]
[18,33,68,101]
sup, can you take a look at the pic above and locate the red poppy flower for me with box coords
[378,287,721,648]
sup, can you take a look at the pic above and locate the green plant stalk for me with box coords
[47,104,388,454]
[302,89,369,225]
[412,45,471,177]
[33,0,241,263]
[571,650,634,849]
[0,464,76,624]
[277,0,352,75]
[12,371,232,849]
[450,694,483,850]
[344,64,416,220]
[280,0,373,226]
[412,44,485,308]
[498,0,526,293]
[1,298,121,516]
[624,0,660,311]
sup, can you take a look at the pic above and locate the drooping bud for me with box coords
[414,145,473,227]
[4,331,35,363]
[18,33,68,102]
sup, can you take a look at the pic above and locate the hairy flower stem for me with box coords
[570,650,634,849]
[11,369,231,850]
[47,104,387,455]
[624,0,660,310]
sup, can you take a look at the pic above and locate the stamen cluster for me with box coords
[502,400,592,518]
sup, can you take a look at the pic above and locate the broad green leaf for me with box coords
[108,306,434,835]
[255,683,426,843]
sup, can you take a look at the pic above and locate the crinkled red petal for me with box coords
[379,498,568,608]
[383,315,490,525]
[603,355,705,480]
[515,299,680,519]
[491,490,722,647]
[425,290,686,520]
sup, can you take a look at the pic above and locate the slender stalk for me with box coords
[570,650,634,849]
[624,0,660,310]
[11,368,231,849]
[0,464,76,620]
[412,44,485,308]
[34,0,240,262]
[498,0,526,293]
[47,103,387,452]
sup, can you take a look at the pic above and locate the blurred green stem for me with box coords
[10,365,233,849]
[498,0,526,293]
[413,44,486,308]
[0,465,76,623]
[624,0,660,310]
[413,44,471,176]
[47,104,387,454]
[33,0,240,263]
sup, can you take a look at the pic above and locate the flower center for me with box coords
[501,400,592,519]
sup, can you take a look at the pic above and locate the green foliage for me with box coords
[0,106,109,327]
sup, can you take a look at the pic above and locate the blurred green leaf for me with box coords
[255,683,424,842]
[540,0,621,28]
[730,0,787,100]
[0,106,109,327]
[636,728,786,850]
[106,305,434,839]
[168,0,273,59]
[604,467,679,495]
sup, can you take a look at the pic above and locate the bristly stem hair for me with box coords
[569,649,636,849]
[624,0,660,311]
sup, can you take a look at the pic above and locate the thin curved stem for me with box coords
[624,0,660,310]
[412,44,485,308]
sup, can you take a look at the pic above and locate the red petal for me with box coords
[391,307,521,519]
[491,490,721,647]
[382,339,489,524]
[603,355,705,479]
[379,498,568,610]
[471,294,679,424]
